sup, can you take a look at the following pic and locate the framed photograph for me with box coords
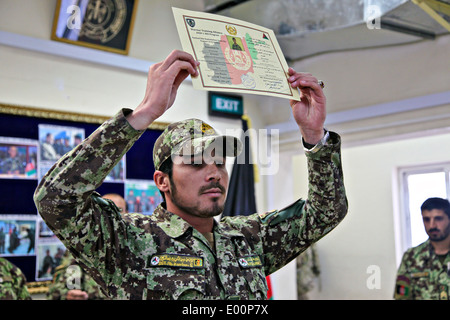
[51,0,139,55]
[38,124,85,179]
[37,217,58,240]
[0,137,38,180]
[125,180,163,215]
[36,240,67,281]
[0,215,37,257]
[104,156,126,183]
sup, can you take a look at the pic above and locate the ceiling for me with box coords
[201,0,450,61]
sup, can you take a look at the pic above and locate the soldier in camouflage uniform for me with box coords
[34,50,347,300]
[394,197,450,300]
[47,250,109,300]
[47,194,126,300]
[2,146,25,175]
[0,257,31,300]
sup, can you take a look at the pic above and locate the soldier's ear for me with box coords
[153,170,170,193]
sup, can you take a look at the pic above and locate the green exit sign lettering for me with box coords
[208,92,243,119]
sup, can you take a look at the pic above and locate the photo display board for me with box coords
[0,105,164,287]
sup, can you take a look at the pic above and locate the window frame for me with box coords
[395,161,450,263]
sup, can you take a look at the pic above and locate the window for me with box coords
[398,163,450,251]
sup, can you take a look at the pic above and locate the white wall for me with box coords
[291,130,450,299]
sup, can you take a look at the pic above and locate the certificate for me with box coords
[173,7,300,101]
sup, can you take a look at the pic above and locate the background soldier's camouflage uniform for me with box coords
[394,239,450,300]
[34,109,347,300]
[47,251,109,300]
[296,244,320,299]
[0,257,31,300]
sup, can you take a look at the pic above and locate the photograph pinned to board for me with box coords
[105,156,126,183]
[0,137,38,179]
[0,215,37,257]
[38,124,85,179]
[125,180,163,215]
[35,239,67,281]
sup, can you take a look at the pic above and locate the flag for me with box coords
[222,115,274,299]
[222,115,257,217]
[266,274,274,300]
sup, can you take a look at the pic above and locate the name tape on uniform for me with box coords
[238,255,262,268]
[149,254,204,269]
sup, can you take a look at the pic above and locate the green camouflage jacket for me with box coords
[34,109,347,300]
[394,239,450,300]
[0,257,31,300]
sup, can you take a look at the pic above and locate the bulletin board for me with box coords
[0,103,166,291]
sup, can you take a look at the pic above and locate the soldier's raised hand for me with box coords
[287,68,327,145]
[127,50,200,130]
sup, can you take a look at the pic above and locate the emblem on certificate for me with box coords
[186,18,196,28]
[226,25,237,35]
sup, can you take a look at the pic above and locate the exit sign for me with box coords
[208,92,243,119]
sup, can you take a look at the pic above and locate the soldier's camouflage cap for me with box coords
[153,118,242,170]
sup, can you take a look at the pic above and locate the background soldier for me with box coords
[47,250,109,300]
[394,197,450,300]
[47,194,126,300]
[2,146,25,175]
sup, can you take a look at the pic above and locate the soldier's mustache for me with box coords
[199,182,226,194]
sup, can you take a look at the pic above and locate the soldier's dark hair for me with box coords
[158,157,173,202]
[420,197,450,218]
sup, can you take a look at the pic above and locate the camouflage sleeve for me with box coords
[393,250,413,300]
[15,271,32,300]
[258,131,348,275]
[0,258,31,300]
[34,109,144,291]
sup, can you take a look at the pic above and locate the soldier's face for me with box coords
[167,153,228,219]
[422,209,450,242]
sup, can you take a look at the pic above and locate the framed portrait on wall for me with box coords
[51,0,139,55]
